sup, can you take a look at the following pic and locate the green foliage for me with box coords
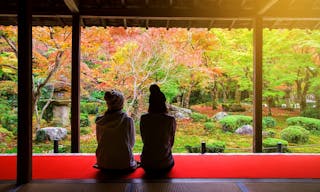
[0,127,13,141]
[35,129,49,142]
[262,116,277,128]
[80,113,90,127]
[80,127,92,135]
[264,129,276,138]
[204,122,215,131]
[80,102,98,114]
[280,126,309,144]
[263,138,288,153]
[219,115,252,132]
[160,80,180,103]
[286,116,320,132]
[90,91,105,100]
[301,108,320,119]
[191,112,208,122]
[1,112,17,134]
[185,141,225,153]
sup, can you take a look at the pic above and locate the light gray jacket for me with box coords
[95,110,136,169]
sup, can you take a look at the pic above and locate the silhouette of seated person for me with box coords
[140,84,176,176]
[94,90,139,173]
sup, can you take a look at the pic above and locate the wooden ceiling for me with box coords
[0,0,320,29]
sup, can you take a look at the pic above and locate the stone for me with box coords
[235,125,253,135]
[168,104,192,120]
[36,127,67,142]
[212,112,228,121]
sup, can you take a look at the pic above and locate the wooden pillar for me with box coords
[71,14,81,153]
[253,16,263,153]
[17,0,33,185]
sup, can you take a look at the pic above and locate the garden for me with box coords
[1,26,320,153]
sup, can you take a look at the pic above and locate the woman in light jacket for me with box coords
[95,90,138,171]
[140,84,176,173]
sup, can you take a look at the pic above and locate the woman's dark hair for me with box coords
[148,84,168,113]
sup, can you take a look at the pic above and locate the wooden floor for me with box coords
[1,179,320,192]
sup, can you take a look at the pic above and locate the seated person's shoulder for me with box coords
[95,115,104,123]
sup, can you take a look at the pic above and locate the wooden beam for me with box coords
[208,19,214,30]
[253,16,263,153]
[71,14,80,153]
[258,0,279,15]
[166,20,170,30]
[79,8,255,18]
[64,0,79,13]
[17,0,33,185]
[123,18,127,29]
[145,19,149,29]
[229,19,236,30]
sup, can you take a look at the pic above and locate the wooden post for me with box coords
[253,16,263,153]
[17,0,33,185]
[71,14,81,153]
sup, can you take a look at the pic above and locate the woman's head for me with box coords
[148,84,168,113]
[104,90,124,111]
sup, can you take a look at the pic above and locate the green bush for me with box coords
[286,116,320,132]
[185,141,225,153]
[80,113,90,127]
[204,122,215,131]
[35,129,49,142]
[80,102,98,114]
[1,113,17,132]
[301,108,320,119]
[264,129,276,138]
[207,141,226,153]
[191,112,208,122]
[263,138,289,153]
[219,115,252,132]
[280,126,309,144]
[263,116,276,128]
[80,127,92,135]
[0,127,13,141]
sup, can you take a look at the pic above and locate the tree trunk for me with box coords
[211,82,218,110]
[234,85,241,104]
[183,84,193,109]
[267,97,273,116]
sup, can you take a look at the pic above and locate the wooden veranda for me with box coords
[0,0,319,186]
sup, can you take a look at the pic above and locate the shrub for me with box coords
[286,116,320,132]
[280,126,309,144]
[0,127,13,142]
[204,122,215,131]
[207,141,226,153]
[191,112,208,122]
[264,129,276,138]
[1,113,17,132]
[263,116,276,128]
[80,102,99,114]
[263,138,288,153]
[185,141,225,153]
[80,113,90,127]
[301,108,320,119]
[219,115,252,132]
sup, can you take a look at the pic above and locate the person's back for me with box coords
[95,90,137,171]
[140,84,176,172]
[96,110,136,169]
[140,113,176,170]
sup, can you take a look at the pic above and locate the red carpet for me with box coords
[1,154,320,180]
